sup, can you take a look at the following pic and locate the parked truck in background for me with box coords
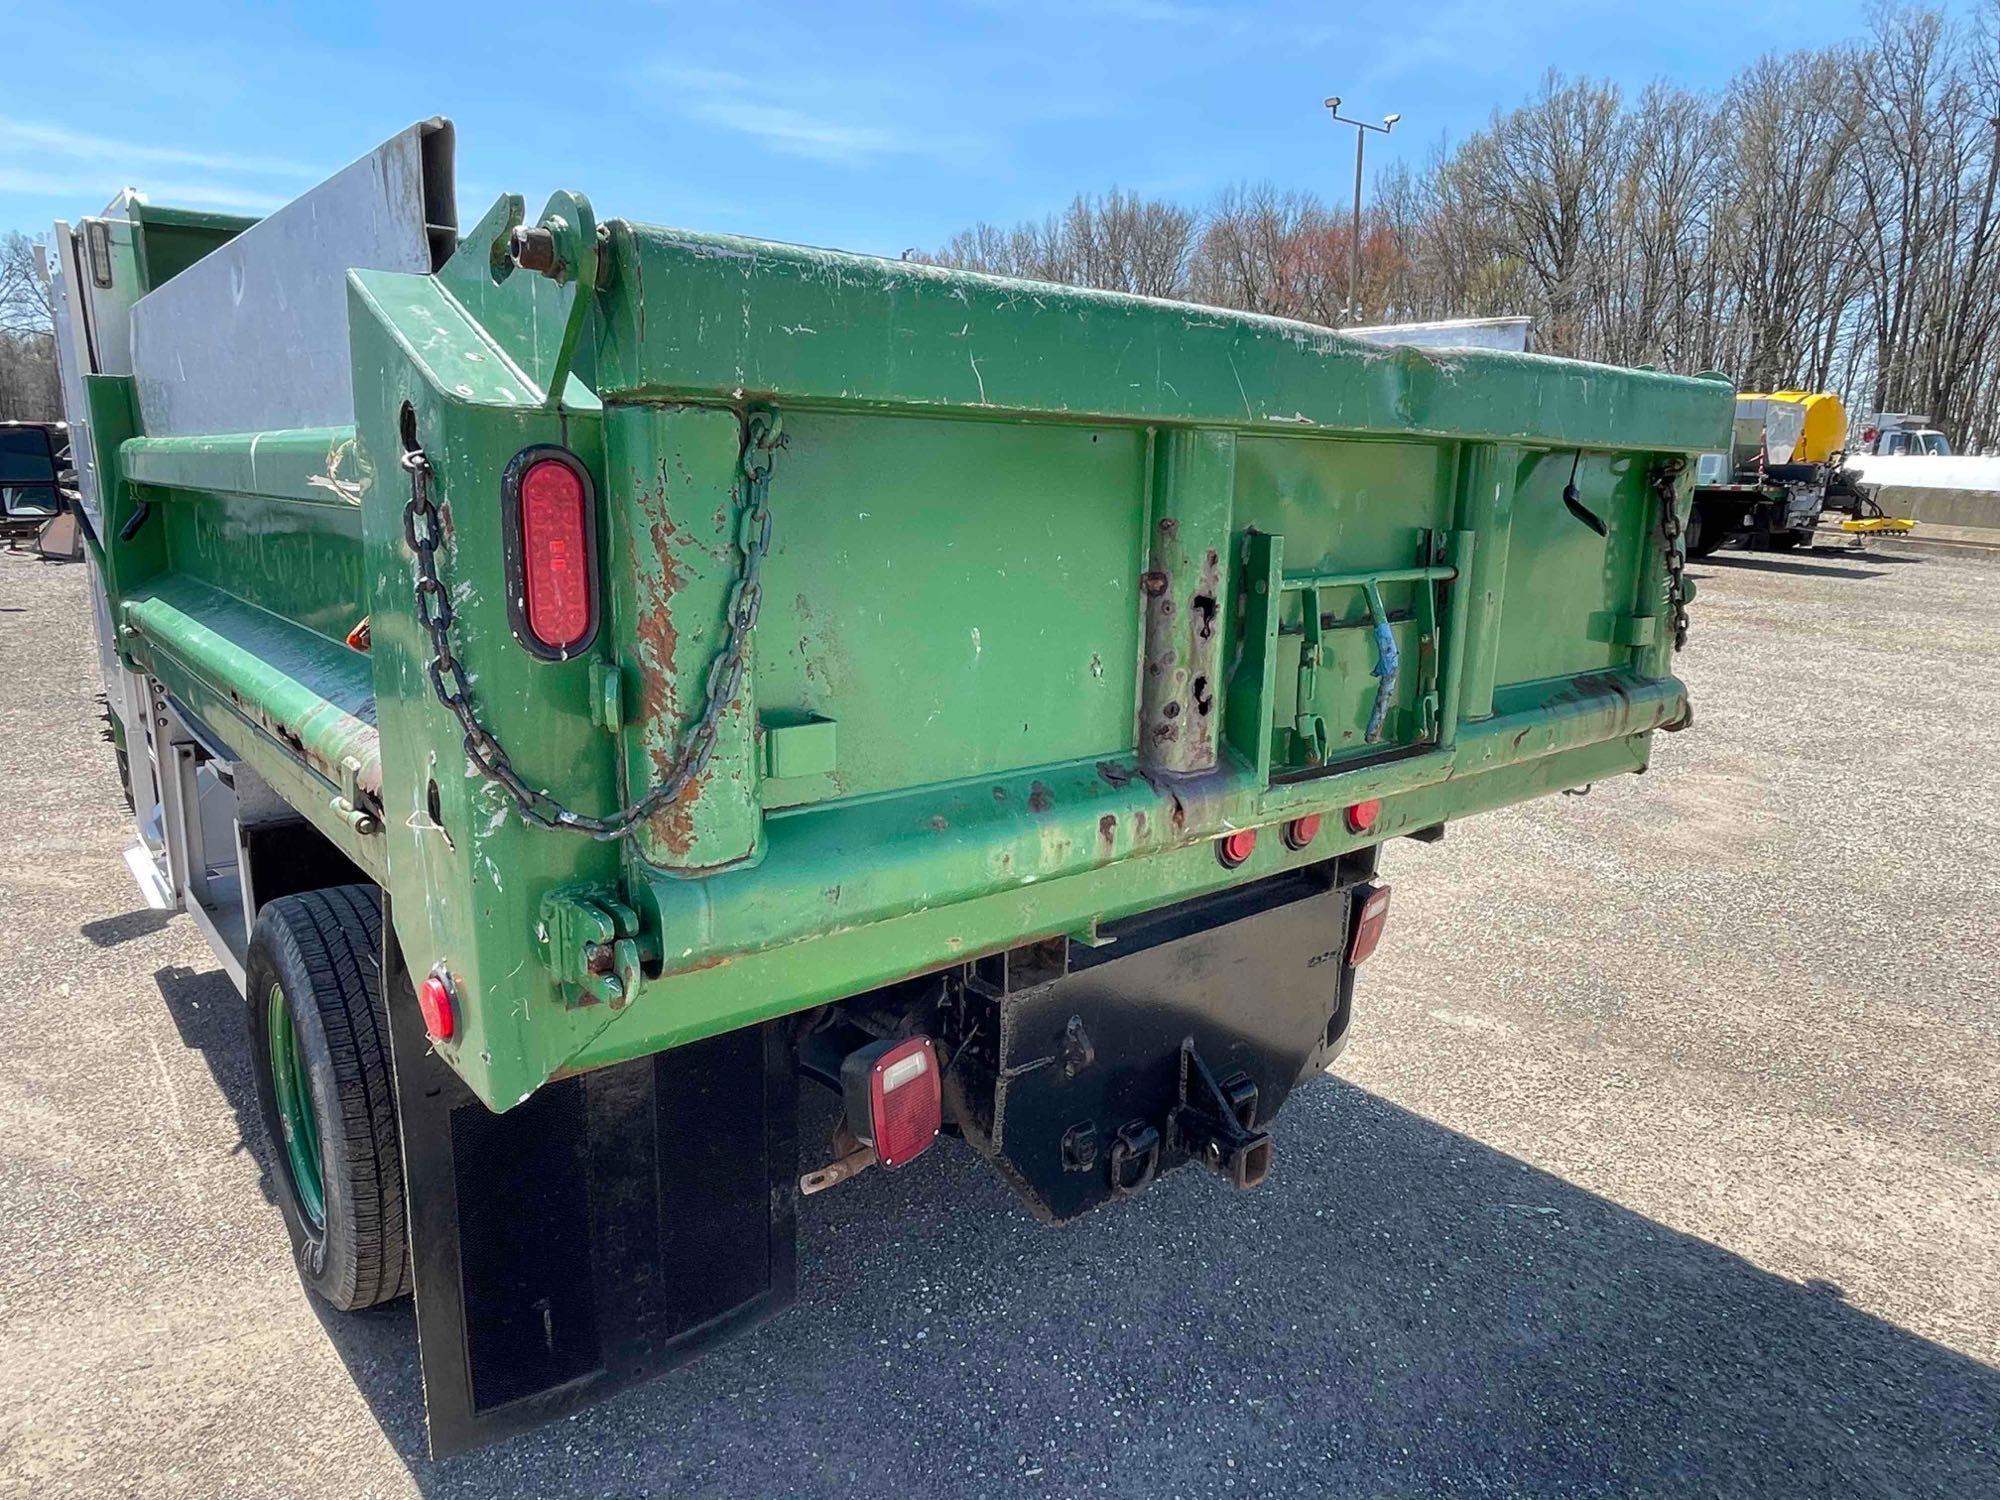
[46,121,1732,1455]
[1854,411,1954,456]
[1688,390,1906,555]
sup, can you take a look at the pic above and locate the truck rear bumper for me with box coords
[572,672,1681,1076]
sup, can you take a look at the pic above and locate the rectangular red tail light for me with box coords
[841,1036,941,1170]
[503,446,598,656]
[1347,883,1392,966]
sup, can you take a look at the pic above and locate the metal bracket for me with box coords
[1172,1038,1272,1190]
[1255,536,1457,768]
[528,189,598,408]
[589,660,624,733]
[331,755,380,836]
[538,887,647,1008]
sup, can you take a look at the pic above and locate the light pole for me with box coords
[1323,97,1400,324]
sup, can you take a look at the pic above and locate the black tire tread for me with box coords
[261,886,410,1308]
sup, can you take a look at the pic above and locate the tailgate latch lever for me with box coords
[538,888,650,1009]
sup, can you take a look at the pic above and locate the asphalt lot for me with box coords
[0,540,1995,1498]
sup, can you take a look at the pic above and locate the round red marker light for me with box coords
[417,974,456,1042]
[1346,799,1382,835]
[1284,814,1322,850]
[1217,828,1258,868]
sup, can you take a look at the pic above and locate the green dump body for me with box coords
[89,190,1732,1112]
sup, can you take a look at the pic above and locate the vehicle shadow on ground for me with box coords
[153,962,279,1204]
[1691,552,1898,582]
[268,1070,1995,1498]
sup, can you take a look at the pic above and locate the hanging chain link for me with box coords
[400,409,782,840]
[1650,455,1690,652]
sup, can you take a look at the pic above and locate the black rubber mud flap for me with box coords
[380,904,797,1457]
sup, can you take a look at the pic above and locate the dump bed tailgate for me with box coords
[342,208,1734,1109]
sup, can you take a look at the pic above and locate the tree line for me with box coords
[0,232,59,423]
[927,4,2000,451]
[6,5,1997,445]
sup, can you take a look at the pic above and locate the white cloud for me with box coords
[0,117,318,180]
[648,63,968,165]
[0,167,288,214]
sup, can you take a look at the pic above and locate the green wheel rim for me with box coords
[266,983,325,1230]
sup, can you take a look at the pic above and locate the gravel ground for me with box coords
[0,541,1994,1498]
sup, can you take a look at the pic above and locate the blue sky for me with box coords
[1,0,1907,259]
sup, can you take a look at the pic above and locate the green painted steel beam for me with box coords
[122,428,367,506]
[121,576,386,877]
[596,224,1736,453]
[618,667,1681,988]
[570,732,1648,1071]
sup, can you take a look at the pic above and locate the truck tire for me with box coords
[1685,504,1722,558]
[244,885,411,1311]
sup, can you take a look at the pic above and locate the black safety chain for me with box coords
[400,409,782,839]
[1651,455,1689,651]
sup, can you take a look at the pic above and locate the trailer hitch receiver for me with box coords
[1173,1040,1272,1190]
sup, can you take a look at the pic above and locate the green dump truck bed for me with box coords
[52,121,1730,1452]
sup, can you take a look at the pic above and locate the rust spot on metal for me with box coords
[653,780,702,857]
[928,814,949,832]
[1028,781,1054,813]
[1158,517,1178,537]
[1133,808,1150,839]
[636,507,688,775]
[1140,570,1170,597]
[992,785,1008,802]
[1096,760,1135,789]
[1098,813,1117,851]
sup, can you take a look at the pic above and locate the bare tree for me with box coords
[923,7,2000,448]
[928,190,1198,300]
[0,232,59,420]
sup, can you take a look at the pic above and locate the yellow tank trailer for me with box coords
[1748,391,1848,466]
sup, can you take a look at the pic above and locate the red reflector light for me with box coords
[843,1036,941,1170]
[1347,884,1392,966]
[516,454,594,652]
[1217,828,1258,868]
[1284,814,1321,850]
[417,974,456,1042]
[1346,799,1382,834]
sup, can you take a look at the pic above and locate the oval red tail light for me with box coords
[509,449,596,654]
[417,973,457,1042]
[1346,798,1382,835]
[1217,828,1258,868]
[1284,814,1321,850]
